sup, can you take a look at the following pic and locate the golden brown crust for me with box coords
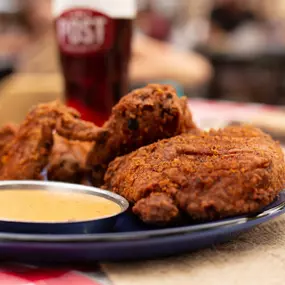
[133,192,180,224]
[56,115,100,141]
[47,134,93,183]
[104,125,285,224]
[55,84,197,186]
[0,101,94,180]
[87,84,196,185]
[0,124,18,158]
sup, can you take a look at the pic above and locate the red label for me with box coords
[55,9,114,55]
[0,270,100,285]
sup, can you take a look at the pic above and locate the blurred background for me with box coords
[1,0,285,105]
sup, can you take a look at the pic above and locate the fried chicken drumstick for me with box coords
[57,84,196,185]
[104,125,285,224]
[0,101,98,180]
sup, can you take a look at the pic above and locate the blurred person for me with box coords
[210,0,258,34]
[255,0,285,47]
[0,0,27,56]
[20,0,52,37]
[207,0,272,53]
[170,0,211,50]
[16,0,212,90]
[208,0,285,50]
[0,0,52,56]
[134,0,213,87]
[136,0,172,41]
[136,0,211,49]
[130,34,213,89]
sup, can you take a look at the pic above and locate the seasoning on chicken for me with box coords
[57,84,197,185]
[104,125,285,224]
[0,124,18,158]
[0,101,96,180]
[47,134,93,183]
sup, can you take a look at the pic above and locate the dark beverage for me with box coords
[53,0,136,126]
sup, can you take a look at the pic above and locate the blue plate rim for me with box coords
[0,191,284,243]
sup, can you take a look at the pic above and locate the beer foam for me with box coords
[53,0,137,19]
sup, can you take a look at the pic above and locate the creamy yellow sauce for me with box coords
[0,190,121,222]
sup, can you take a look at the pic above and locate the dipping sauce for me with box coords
[0,190,121,222]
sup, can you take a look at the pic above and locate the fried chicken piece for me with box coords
[134,192,180,224]
[104,125,285,224]
[56,114,99,141]
[0,124,18,158]
[0,101,95,180]
[57,84,196,185]
[47,134,93,183]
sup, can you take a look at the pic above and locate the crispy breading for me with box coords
[0,101,94,180]
[0,124,18,158]
[58,84,197,185]
[104,125,285,224]
[47,134,93,183]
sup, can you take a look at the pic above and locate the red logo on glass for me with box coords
[56,9,114,54]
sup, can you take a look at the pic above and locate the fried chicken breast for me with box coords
[104,125,285,224]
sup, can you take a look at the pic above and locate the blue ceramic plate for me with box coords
[0,191,284,263]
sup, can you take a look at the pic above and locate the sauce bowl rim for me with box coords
[0,180,129,225]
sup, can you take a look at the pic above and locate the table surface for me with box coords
[1,74,285,284]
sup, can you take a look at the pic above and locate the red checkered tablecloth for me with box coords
[0,269,101,284]
[0,265,112,285]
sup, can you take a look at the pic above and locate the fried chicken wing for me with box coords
[57,84,196,185]
[0,124,18,158]
[0,101,95,180]
[104,125,285,224]
[47,134,93,183]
